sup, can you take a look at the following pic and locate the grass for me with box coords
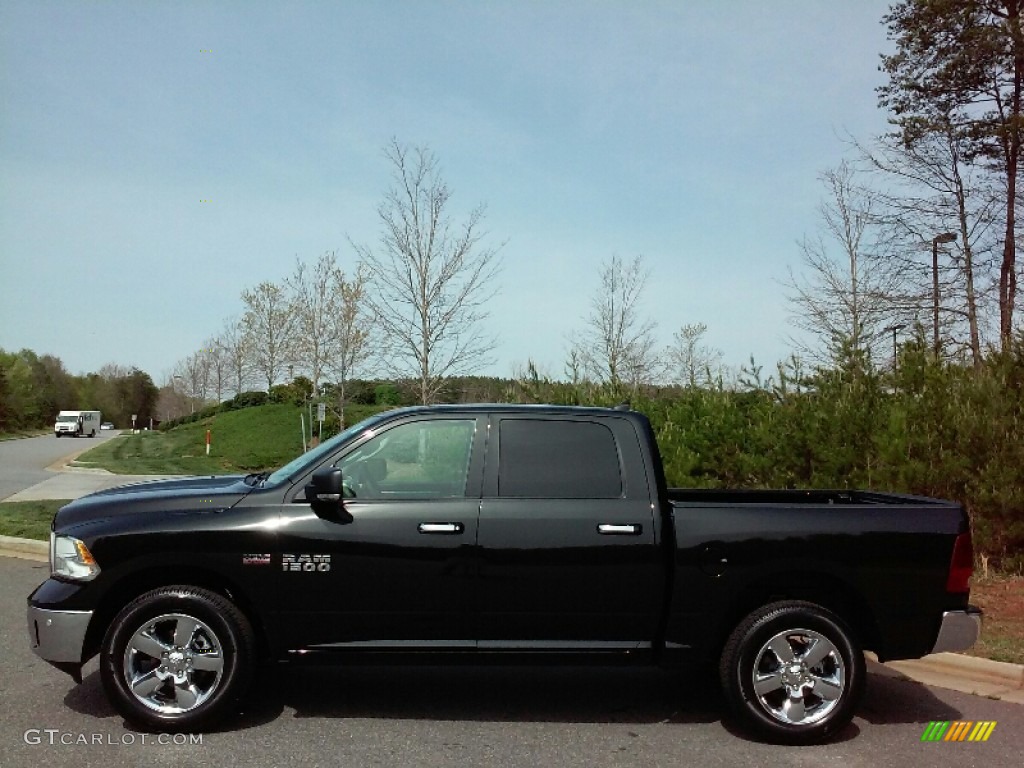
[965,575,1024,665]
[73,402,388,475]
[0,499,68,540]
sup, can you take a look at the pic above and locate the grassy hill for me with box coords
[74,403,388,475]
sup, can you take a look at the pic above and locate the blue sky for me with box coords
[1,1,895,383]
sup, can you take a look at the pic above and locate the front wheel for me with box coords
[719,600,865,744]
[100,586,255,732]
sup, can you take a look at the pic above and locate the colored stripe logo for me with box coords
[921,721,996,742]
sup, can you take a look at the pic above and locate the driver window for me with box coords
[336,419,475,500]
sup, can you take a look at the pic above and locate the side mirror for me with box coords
[304,467,350,521]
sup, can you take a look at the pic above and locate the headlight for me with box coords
[52,535,101,581]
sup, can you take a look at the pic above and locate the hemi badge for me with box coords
[242,553,272,566]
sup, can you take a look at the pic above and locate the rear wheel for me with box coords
[100,586,255,732]
[719,600,864,744]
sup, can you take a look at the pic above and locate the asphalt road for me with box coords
[0,431,120,501]
[2,558,1021,768]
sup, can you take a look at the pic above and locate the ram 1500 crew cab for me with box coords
[27,404,980,743]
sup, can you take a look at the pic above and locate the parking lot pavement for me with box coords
[0,431,169,503]
[1,470,176,503]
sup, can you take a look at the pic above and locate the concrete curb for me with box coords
[46,453,105,473]
[872,651,1023,689]
[0,534,48,562]
[62,464,115,475]
[920,651,1024,688]
[867,651,1022,703]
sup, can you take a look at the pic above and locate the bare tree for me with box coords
[353,140,502,404]
[328,265,372,427]
[218,316,254,397]
[575,254,660,392]
[241,281,297,391]
[156,378,188,422]
[784,163,901,365]
[856,123,1001,367]
[666,323,724,388]
[200,338,229,403]
[286,252,339,395]
[171,352,209,413]
[564,343,585,387]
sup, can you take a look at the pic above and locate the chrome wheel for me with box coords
[751,627,845,726]
[122,613,225,714]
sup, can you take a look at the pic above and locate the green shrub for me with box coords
[375,383,402,406]
[224,391,268,410]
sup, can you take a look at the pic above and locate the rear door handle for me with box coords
[418,522,464,534]
[597,523,642,535]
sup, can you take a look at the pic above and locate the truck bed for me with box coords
[664,488,968,663]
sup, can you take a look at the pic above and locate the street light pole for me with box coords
[887,324,906,371]
[931,232,957,357]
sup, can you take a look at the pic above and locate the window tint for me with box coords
[336,419,475,499]
[498,419,622,498]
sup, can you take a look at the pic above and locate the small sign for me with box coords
[317,403,326,422]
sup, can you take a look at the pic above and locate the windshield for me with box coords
[56,415,79,422]
[264,410,395,486]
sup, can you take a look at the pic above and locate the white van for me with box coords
[54,410,102,438]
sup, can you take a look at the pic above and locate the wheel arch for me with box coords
[714,571,881,659]
[84,567,272,664]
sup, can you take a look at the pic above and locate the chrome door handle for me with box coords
[417,522,464,534]
[597,523,642,535]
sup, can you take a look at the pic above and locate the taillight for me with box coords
[946,530,973,593]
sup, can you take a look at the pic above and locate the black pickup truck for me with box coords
[27,404,981,743]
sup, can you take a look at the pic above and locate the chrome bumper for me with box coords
[931,608,983,654]
[27,604,92,664]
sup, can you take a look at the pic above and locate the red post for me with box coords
[206,429,211,456]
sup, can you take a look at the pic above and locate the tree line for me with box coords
[0,349,158,431]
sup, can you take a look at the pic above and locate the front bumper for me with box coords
[931,607,983,653]
[27,604,92,664]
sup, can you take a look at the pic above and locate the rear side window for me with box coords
[498,419,622,498]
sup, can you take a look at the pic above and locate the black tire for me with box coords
[719,600,865,745]
[100,586,255,732]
